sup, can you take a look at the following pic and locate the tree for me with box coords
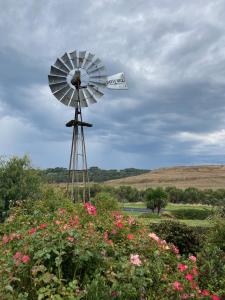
[145,187,168,214]
[0,155,42,211]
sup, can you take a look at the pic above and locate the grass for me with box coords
[122,202,213,227]
[138,218,212,227]
[122,202,212,210]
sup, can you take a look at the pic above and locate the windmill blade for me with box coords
[69,51,78,69]
[82,52,95,70]
[69,90,79,107]
[89,75,107,81]
[60,88,74,105]
[83,88,97,104]
[87,85,104,99]
[89,80,106,88]
[50,65,67,77]
[53,85,71,100]
[48,75,67,84]
[78,51,86,68]
[86,58,102,73]
[79,89,88,107]
[49,82,68,93]
[54,58,70,74]
[87,65,106,75]
[61,52,73,70]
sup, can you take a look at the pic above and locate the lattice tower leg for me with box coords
[67,107,90,203]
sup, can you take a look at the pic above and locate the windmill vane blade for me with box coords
[48,75,67,84]
[60,88,74,105]
[49,82,68,93]
[54,58,70,74]
[61,52,73,70]
[50,65,67,77]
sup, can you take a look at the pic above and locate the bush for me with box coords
[150,220,204,255]
[0,156,43,212]
[92,192,119,212]
[170,208,212,220]
[207,217,225,252]
[0,198,221,299]
[198,245,225,296]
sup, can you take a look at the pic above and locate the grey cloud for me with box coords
[1,0,225,169]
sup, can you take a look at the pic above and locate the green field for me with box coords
[122,202,213,227]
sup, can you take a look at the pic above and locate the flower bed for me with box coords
[0,197,222,300]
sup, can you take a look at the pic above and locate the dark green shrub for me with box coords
[170,208,212,220]
[207,217,225,251]
[198,245,225,296]
[150,220,205,255]
[92,192,119,212]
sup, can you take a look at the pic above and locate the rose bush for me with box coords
[0,196,223,300]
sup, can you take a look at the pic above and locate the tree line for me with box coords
[42,166,150,183]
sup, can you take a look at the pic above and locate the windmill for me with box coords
[48,50,128,202]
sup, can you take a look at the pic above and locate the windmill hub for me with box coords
[71,70,81,89]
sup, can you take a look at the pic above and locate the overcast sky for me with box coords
[1,0,225,170]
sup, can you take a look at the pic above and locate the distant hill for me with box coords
[105,165,225,190]
[43,167,150,183]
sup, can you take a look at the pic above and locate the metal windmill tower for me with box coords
[48,50,128,203]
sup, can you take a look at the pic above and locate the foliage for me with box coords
[197,245,225,296]
[114,185,144,203]
[170,208,213,220]
[43,167,150,183]
[150,221,206,256]
[145,187,168,213]
[0,156,42,212]
[206,217,225,252]
[0,197,222,299]
[166,186,225,206]
[92,192,119,212]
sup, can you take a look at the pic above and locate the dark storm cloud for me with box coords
[1,0,225,168]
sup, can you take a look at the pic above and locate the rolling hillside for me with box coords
[105,165,225,190]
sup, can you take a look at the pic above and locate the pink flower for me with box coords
[211,295,220,300]
[185,273,193,281]
[111,291,118,298]
[2,235,9,244]
[104,231,109,241]
[38,223,48,230]
[172,245,180,254]
[178,263,188,272]
[21,255,30,263]
[181,294,189,299]
[13,252,22,259]
[57,208,66,215]
[130,254,142,266]
[127,216,135,225]
[67,236,74,242]
[127,234,134,240]
[189,255,196,262]
[201,290,210,296]
[28,228,36,235]
[84,202,96,216]
[173,281,183,291]
[115,221,123,229]
[148,232,160,242]
[55,220,61,225]
[111,229,117,235]
[192,267,198,276]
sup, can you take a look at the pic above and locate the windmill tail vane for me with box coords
[48,50,128,203]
